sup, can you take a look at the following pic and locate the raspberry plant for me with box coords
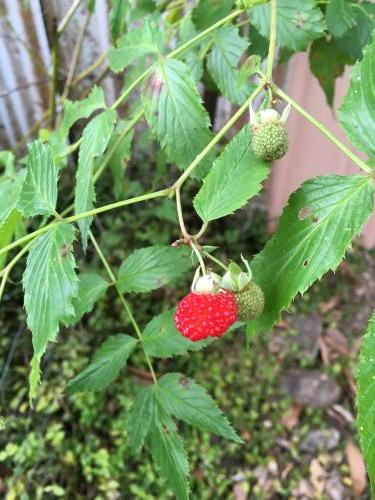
[1,0,375,496]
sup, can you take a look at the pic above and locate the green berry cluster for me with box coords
[251,122,288,162]
[235,281,265,321]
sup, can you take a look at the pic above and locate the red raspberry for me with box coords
[174,291,238,342]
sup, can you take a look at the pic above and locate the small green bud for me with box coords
[235,281,265,321]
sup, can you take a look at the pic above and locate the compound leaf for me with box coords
[68,272,109,325]
[207,26,254,105]
[143,58,213,178]
[194,125,268,222]
[109,17,162,72]
[357,311,375,490]
[148,405,189,500]
[156,372,242,443]
[336,2,375,60]
[325,0,356,38]
[339,32,375,159]
[74,109,116,250]
[66,334,137,393]
[251,0,325,51]
[23,224,78,401]
[248,175,374,337]
[117,246,192,293]
[18,141,58,217]
[128,385,156,452]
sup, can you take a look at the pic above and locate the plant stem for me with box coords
[73,52,107,86]
[203,251,228,271]
[111,68,153,110]
[169,9,242,60]
[0,189,171,257]
[57,0,83,36]
[266,0,277,80]
[191,241,207,275]
[273,85,373,174]
[0,242,32,302]
[89,232,157,384]
[174,82,265,188]
[175,187,189,239]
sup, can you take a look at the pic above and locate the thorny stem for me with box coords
[266,0,277,80]
[273,85,373,175]
[89,232,158,384]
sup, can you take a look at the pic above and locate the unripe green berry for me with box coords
[235,281,265,321]
[251,122,288,162]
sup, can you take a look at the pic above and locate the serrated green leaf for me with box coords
[109,0,127,42]
[309,38,352,107]
[117,246,192,293]
[74,110,116,250]
[128,385,156,452]
[325,0,356,38]
[156,372,242,443]
[143,58,213,178]
[194,125,268,223]
[247,175,374,337]
[142,309,211,358]
[106,120,134,199]
[192,0,233,31]
[178,16,204,82]
[18,141,58,217]
[251,0,325,51]
[207,26,254,105]
[0,169,25,228]
[339,32,375,159]
[67,334,137,394]
[23,224,78,400]
[357,311,375,490]
[68,272,109,325]
[147,405,190,500]
[0,210,21,271]
[336,2,375,60]
[109,18,162,73]
[0,151,15,174]
[58,86,107,141]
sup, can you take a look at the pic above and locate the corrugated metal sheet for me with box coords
[0,1,374,246]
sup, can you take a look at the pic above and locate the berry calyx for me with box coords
[174,291,238,342]
[235,281,265,321]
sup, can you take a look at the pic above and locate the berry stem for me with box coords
[191,241,207,275]
[89,231,158,384]
[175,187,190,240]
[273,84,373,174]
[266,0,277,80]
[202,251,228,271]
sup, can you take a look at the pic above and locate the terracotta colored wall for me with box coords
[269,52,375,248]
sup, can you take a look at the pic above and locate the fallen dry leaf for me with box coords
[345,440,367,496]
[320,296,340,314]
[281,403,303,430]
[323,329,349,356]
[309,458,326,494]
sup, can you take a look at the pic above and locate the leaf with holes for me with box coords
[247,175,374,337]
[66,334,137,394]
[207,26,254,105]
[251,0,325,51]
[74,109,116,250]
[142,309,211,358]
[339,32,375,159]
[18,141,58,217]
[156,372,242,442]
[194,125,268,223]
[109,17,162,72]
[357,311,375,491]
[23,224,78,401]
[147,405,190,500]
[143,58,213,178]
[117,246,192,293]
